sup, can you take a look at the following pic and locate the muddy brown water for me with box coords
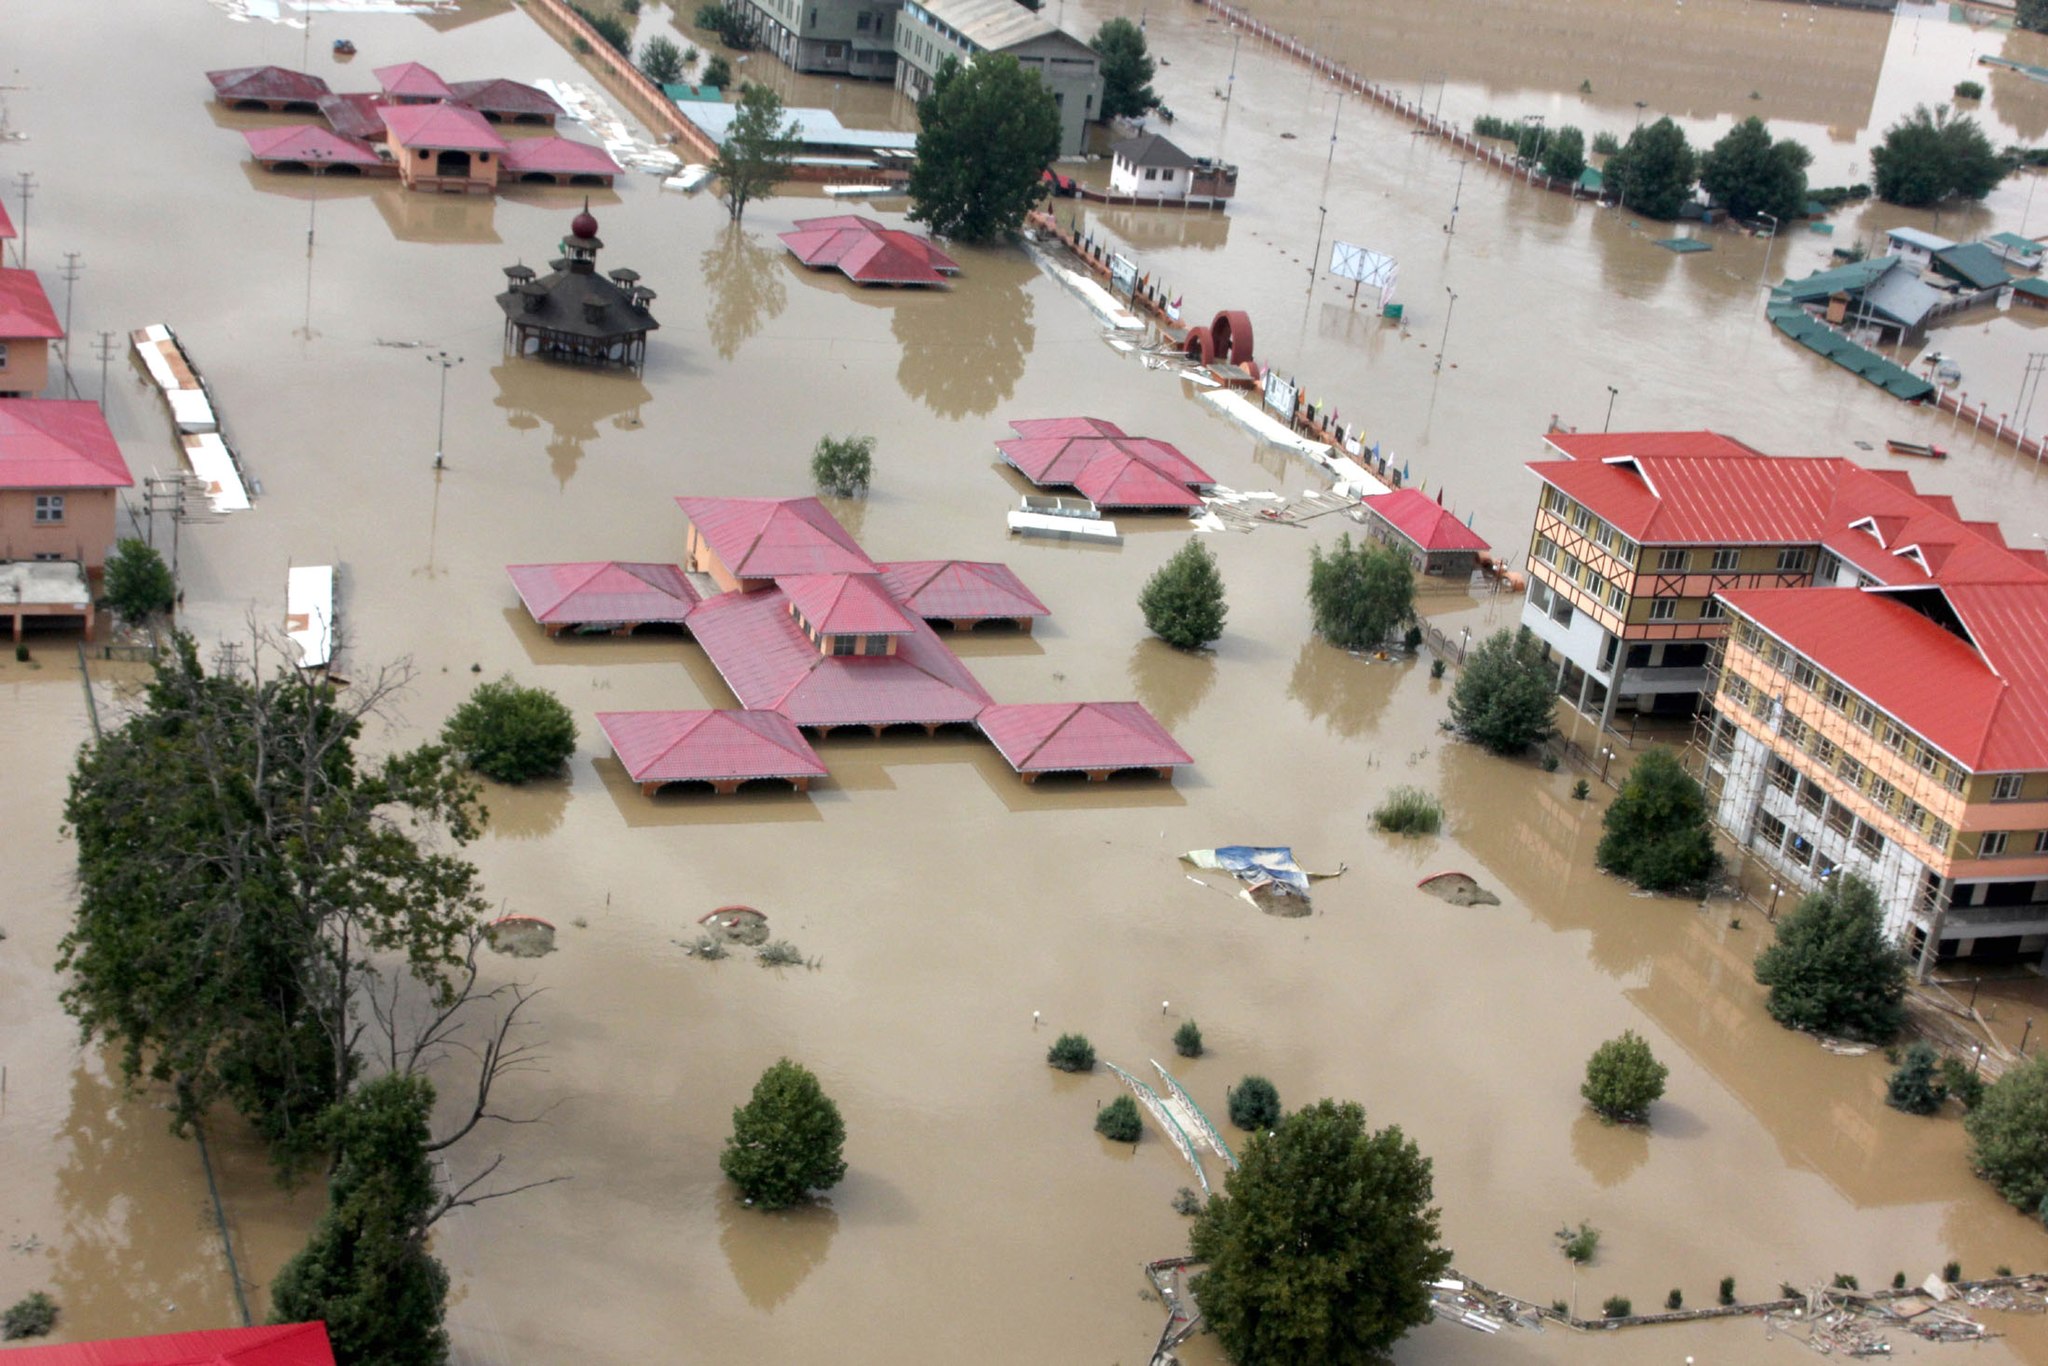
[6,1,2048,1362]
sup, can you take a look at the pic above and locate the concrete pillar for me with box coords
[792,777,810,792]
[1087,769,1110,783]
[1597,664,1623,736]
[1576,667,1594,716]
[713,779,740,795]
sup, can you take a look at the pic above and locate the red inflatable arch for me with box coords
[1182,310,1254,367]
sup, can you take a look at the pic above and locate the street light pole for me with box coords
[1757,211,1779,285]
[1603,385,1619,432]
[1434,288,1457,374]
[428,351,462,469]
[1308,204,1328,294]
[1445,159,1467,235]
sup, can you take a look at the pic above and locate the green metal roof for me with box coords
[1776,257,1893,301]
[2014,276,2048,300]
[663,82,724,102]
[1932,242,2011,291]
[1989,231,2044,257]
[1654,237,1711,253]
[1577,167,1603,192]
[1766,302,1933,402]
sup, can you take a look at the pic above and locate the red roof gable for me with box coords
[997,433,1212,507]
[687,587,990,728]
[0,267,62,340]
[1820,466,2047,589]
[0,399,135,488]
[506,562,698,625]
[447,78,562,118]
[1008,416,1127,439]
[0,199,15,240]
[499,136,619,177]
[317,92,388,141]
[675,496,875,579]
[242,125,384,167]
[977,701,1192,773]
[380,102,505,152]
[1072,450,1203,508]
[878,560,1050,621]
[598,709,827,783]
[0,1321,335,1365]
[207,66,332,102]
[1362,487,1491,553]
[778,217,960,286]
[779,572,914,635]
[373,62,453,100]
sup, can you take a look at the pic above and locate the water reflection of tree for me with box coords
[893,278,1033,419]
[702,223,788,362]
[484,777,569,840]
[1569,1109,1648,1189]
[717,1194,838,1312]
[1286,638,1397,739]
[1127,637,1216,733]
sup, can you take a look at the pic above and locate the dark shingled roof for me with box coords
[207,66,332,103]
[317,92,388,142]
[447,77,563,119]
[496,230,659,341]
[1112,132,1197,171]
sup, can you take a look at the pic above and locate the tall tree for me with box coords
[1700,116,1812,221]
[1581,1030,1668,1124]
[1140,539,1228,650]
[711,83,799,222]
[1594,747,1719,891]
[1539,125,1587,183]
[639,35,685,86]
[1606,116,1698,220]
[1191,1099,1451,1365]
[1447,627,1556,754]
[1965,1054,2048,1212]
[101,539,177,626]
[909,55,1061,243]
[1871,103,2004,207]
[722,1059,848,1210]
[1752,874,1908,1043]
[1090,18,1157,123]
[1306,534,1414,651]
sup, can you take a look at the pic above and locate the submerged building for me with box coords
[496,209,660,371]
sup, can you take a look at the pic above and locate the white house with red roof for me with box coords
[1359,487,1491,577]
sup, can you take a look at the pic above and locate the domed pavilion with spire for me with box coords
[496,206,659,372]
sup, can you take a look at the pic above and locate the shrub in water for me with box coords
[1602,1295,1631,1319]
[1048,1033,1096,1072]
[1831,1273,1859,1291]
[1892,1271,1907,1289]
[1557,1221,1599,1264]
[1665,1288,1682,1311]
[1886,1042,1948,1115]
[1944,1260,1961,1282]
[1719,1276,1736,1306]
[1173,1019,1204,1058]
[809,433,875,497]
[1571,778,1590,800]
[1942,1057,1986,1110]
[1140,539,1227,650]
[1096,1094,1142,1142]
[1227,1075,1280,1130]
[1171,1186,1203,1215]
[1372,786,1443,836]
[1581,1029,1668,1124]
[442,676,577,784]
[756,940,804,967]
[1429,658,1446,679]
[2,1292,57,1341]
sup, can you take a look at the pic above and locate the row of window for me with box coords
[1729,619,1971,795]
[1759,744,1952,853]
[1977,829,2048,857]
[1540,487,1636,561]
[1531,536,1626,614]
[1754,808,1885,873]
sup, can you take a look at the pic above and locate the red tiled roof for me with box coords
[977,701,1193,774]
[1072,450,1203,508]
[506,561,698,626]
[598,709,826,784]
[500,136,620,177]
[1008,416,1126,439]
[447,77,562,119]
[779,572,914,635]
[380,102,506,152]
[997,433,1212,507]
[878,560,1050,621]
[0,1321,335,1365]
[1362,487,1491,553]
[206,66,332,103]
[686,587,990,728]
[675,496,875,579]
[317,92,388,142]
[242,125,385,168]
[1543,430,1765,461]
[373,61,453,100]
[0,267,62,340]
[778,216,961,286]
[0,399,135,489]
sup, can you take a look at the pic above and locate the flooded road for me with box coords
[4,1,2048,1363]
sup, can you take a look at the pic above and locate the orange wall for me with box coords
[0,338,50,395]
[0,488,119,568]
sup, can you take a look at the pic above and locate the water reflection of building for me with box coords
[491,359,650,487]
[1083,203,1233,253]
[373,183,500,243]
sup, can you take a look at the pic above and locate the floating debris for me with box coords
[1181,846,1345,916]
[1417,870,1501,907]
[698,904,769,947]
[486,914,556,958]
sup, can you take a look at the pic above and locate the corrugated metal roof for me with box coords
[0,399,135,489]
[779,572,915,635]
[598,709,826,783]
[916,0,1090,53]
[878,560,1050,620]
[373,62,453,99]
[316,92,387,141]
[1009,416,1126,439]
[0,1321,335,1365]
[1113,133,1196,170]
[506,562,697,625]
[0,267,62,340]
[1542,431,1762,461]
[0,199,15,240]
[242,125,383,167]
[206,66,332,102]
[1886,226,1954,253]
[1774,257,1896,303]
[997,433,1212,502]
[1362,487,1491,552]
[1072,451,1203,508]
[778,217,959,286]
[447,77,562,118]
[1529,452,1845,543]
[977,701,1192,773]
[675,496,876,579]
[1933,242,2011,291]
[380,102,505,152]
[499,136,619,177]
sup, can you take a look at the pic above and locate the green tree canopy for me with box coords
[1140,539,1227,650]
[441,676,576,785]
[1871,103,2004,207]
[1090,18,1157,123]
[1594,747,1719,891]
[909,55,1061,243]
[1227,1075,1281,1131]
[1539,125,1587,183]
[1447,627,1556,754]
[1964,1054,2048,1211]
[639,35,685,86]
[102,538,176,625]
[721,1059,848,1210]
[711,83,799,222]
[1699,116,1812,221]
[1752,874,1907,1043]
[1581,1029,1668,1124]
[2024,0,2048,33]
[1607,116,1698,220]
[1190,1099,1452,1365]
[810,433,875,498]
[1306,533,1414,651]
[1886,1042,1949,1116]
[702,53,733,89]
[269,1075,451,1366]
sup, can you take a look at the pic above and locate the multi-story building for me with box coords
[733,0,901,79]
[893,0,1102,156]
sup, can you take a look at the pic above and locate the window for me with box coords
[1813,736,1837,765]
[1792,660,1818,690]
[831,635,856,656]
[1880,722,1906,754]
[0,342,9,369]
[1868,777,1896,812]
[1584,571,1607,600]
[1711,717,1737,760]
[1928,820,1952,850]
[1533,535,1558,565]
[1943,765,1965,794]
[1825,801,1854,837]
[1649,598,1676,621]
[862,634,890,655]
[1994,774,2026,801]
[1776,547,1812,573]
[1699,598,1725,621]
[33,494,64,524]
[1982,831,2010,856]
[857,10,870,27]
[1847,700,1874,731]
[1822,682,1849,712]
[1144,167,1158,180]
[1561,554,1583,582]
[1766,755,1798,795]
[1758,811,1788,850]
[1711,548,1740,572]
[2036,831,2048,854]
[1901,798,1926,829]
[1798,781,1827,816]
[1725,676,1753,708]
[1657,547,1688,572]
[1781,713,1808,746]
[1550,598,1575,628]
[1528,578,1552,610]
[1837,755,1866,790]
[1605,582,1627,613]
[1816,551,1841,583]
[1854,822,1885,858]
[1571,503,1593,533]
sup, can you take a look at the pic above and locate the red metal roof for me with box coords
[379,102,506,152]
[241,125,384,168]
[0,267,63,340]
[206,66,332,103]
[1543,430,1765,461]
[598,709,826,783]
[316,92,388,142]
[878,560,1050,621]
[0,1322,335,1365]
[778,216,961,286]
[675,496,876,579]
[1072,450,1203,508]
[996,433,1212,507]
[779,572,915,635]
[500,136,619,177]
[0,399,135,489]
[686,587,991,728]
[373,62,453,100]
[506,561,697,626]
[1820,465,2048,589]
[0,199,14,240]
[1362,487,1491,553]
[1529,452,1846,544]
[1008,417,1126,439]
[977,702,1193,774]
[447,78,562,119]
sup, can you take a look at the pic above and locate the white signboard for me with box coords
[1108,252,1139,300]
[1262,369,1299,418]
[1330,241,1399,310]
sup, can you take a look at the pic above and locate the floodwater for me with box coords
[5,1,2048,1363]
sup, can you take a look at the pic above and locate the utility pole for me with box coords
[1445,159,1466,236]
[1435,287,1458,374]
[59,251,83,393]
[1308,204,1328,295]
[12,170,34,267]
[1604,385,1619,432]
[1325,90,1343,172]
[428,351,462,469]
[94,330,116,402]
